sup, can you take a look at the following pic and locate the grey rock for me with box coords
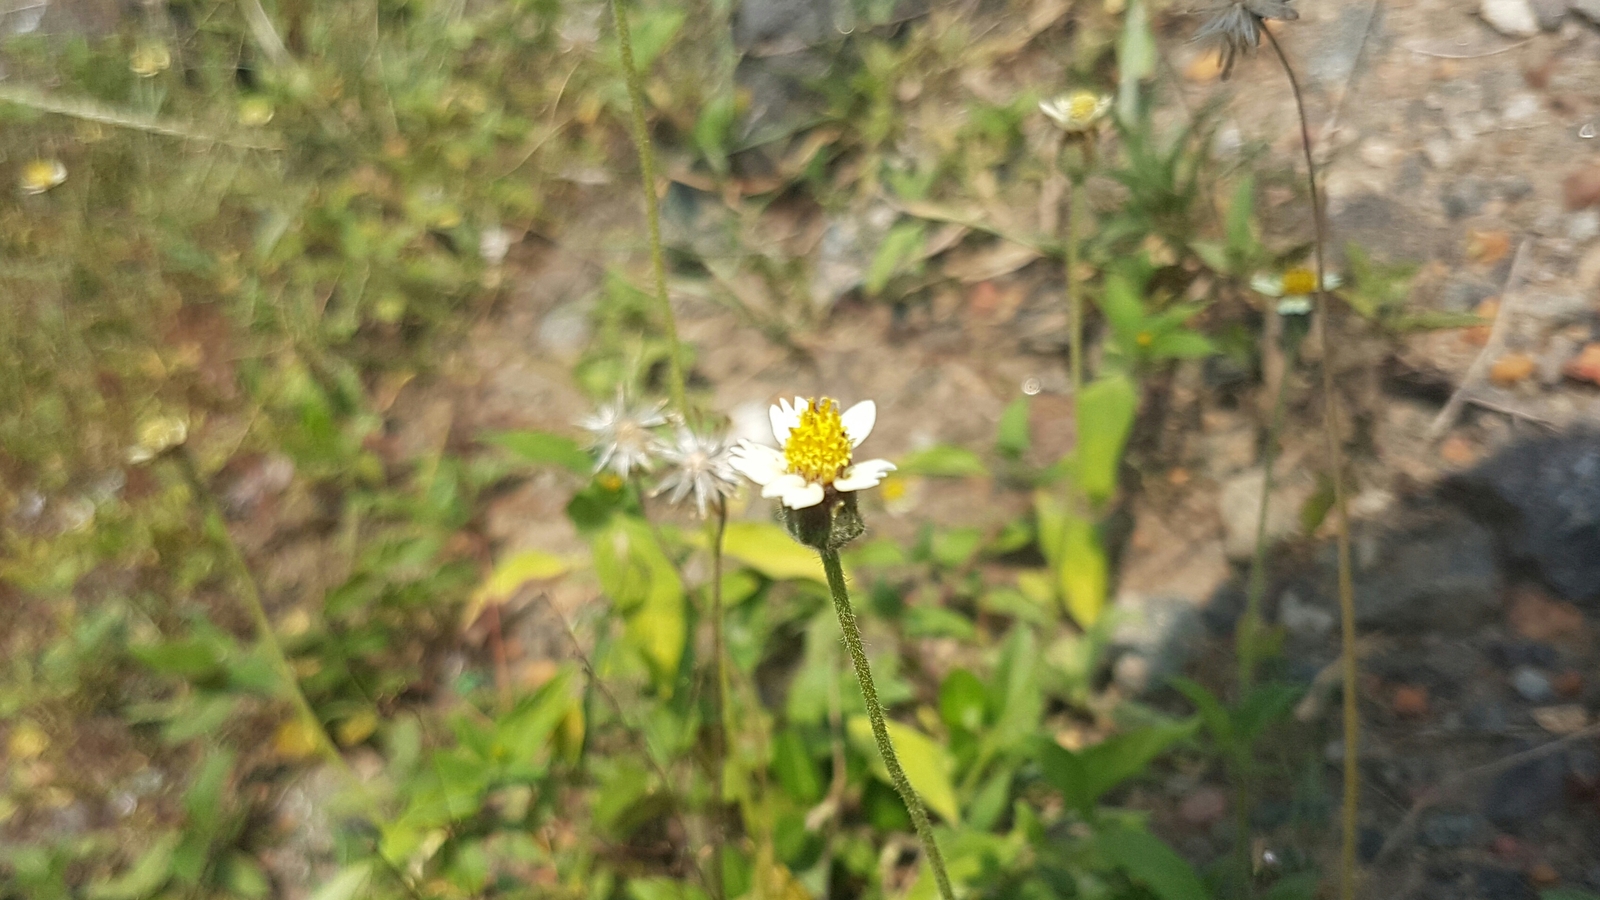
[1441,274,1500,312]
[1111,595,1206,695]
[734,0,832,49]
[1530,0,1568,29]
[1336,509,1500,630]
[1419,810,1484,848]
[1483,752,1567,826]
[1465,701,1511,734]
[1279,589,1336,641]
[1571,0,1600,26]
[1569,210,1600,243]
[1218,469,1313,561]
[1477,868,1535,900]
[1443,177,1490,220]
[1510,665,1555,702]
[1447,431,1600,603]
[1498,176,1535,201]
[1537,334,1581,386]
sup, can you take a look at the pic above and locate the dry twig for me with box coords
[1427,238,1533,441]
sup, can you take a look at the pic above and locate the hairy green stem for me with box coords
[1066,176,1086,397]
[819,550,954,900]
[607,0,687,415]
[174,447,357,785]
[709,499,729,900]
[1265,29,1359,900]
[1238,340,1298,693]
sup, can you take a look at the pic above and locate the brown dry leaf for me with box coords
[1509,586,1589,644]
[1563,342,1600,384]
[1466,229,1511,265]
[1185,48,1226,83]
[1531,704,1587,735]
[1439,434,1480,467]
[1489,353,1536,386]
[1564,165,1600,210]
[943,241,1043,283]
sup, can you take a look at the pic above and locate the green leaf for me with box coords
[1097,824,1210,900]
[592,518,686,691]
[482,430,591,474]
[939,669,988,733]
[1169,677,1234,751]
[184,748,235,835]
[1261,872,1320,900]
[997,396,1031,458]
[221,853,271,899]
[1036,741,1093,816]
[865,220,926,295]
[1225,174,1258,270]
[848,716,962,825]
[308,862,373,900]
[86,833,180,900]
[717,521,826,583]
[1115,0,1155,121]
[1059,513,1108,627]
[627,876,709,900]
[465,549,575,626]
[1148,330,1215,361]
[625,7,687,70]
[131,638,226,679]
[987,626,1043,750]
[1077,720,1197,803]
[1075,373,1138,503]
[693,91,738,177]
[773,728,823,805]
[895,444,987,478]
[1099,273,1148,351]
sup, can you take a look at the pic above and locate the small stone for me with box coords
[1555,670,1584,697]
[1537,335,1581,386]
[1484,755,1567,826]
[1528,862,1561,888]
[1218,469,1312,561]
[1503,93,1543,124]
[1570,210,1600,243]
[1511,666,1555,702]
[1574,0,1600,25]
[1179,786,1229,826]
[1393,684,1431,718]
[1420,810,1484,848]
[1490,640,1560,669]
[1481,0,1540,36]
[1490,353,1537,386]
[1360,137,1403,168]
[1478,868,1535,900]
[1280,589,1336,641]
[1562,343,1600,384]
[1440,435,1482,467]
[1443,178,1491,220]
[1532,704,1587,735]
[1424,137,1456,169]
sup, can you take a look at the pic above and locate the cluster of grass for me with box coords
[0,0,1507,898]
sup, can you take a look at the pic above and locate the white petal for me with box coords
[834,458,896,492]
[730,442,786,485]
[770,403,791,446]
[781,481,825,509]
[761,473,807,499]
[1321,272,1343,290]
[1250,273,1284,297]
[839,400,876,447]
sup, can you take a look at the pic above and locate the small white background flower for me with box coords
[730,397,895,510]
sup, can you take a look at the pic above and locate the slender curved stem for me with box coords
[1066,177,1086,397]
[1238,339,1298,693]
[1265,28,1359,900]
[607,0,688,415]
[819,550,954,900]
[709,499,729,900]
[174,448,357,785]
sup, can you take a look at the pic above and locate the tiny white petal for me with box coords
[770,403,792,446]
[730,442,786,485]
[781,481,825,509]
[1250,273,1284,297]
[1322,272,1343,290]
[835,458,896,492]
[761,473,808,499]
[839,400,876,448]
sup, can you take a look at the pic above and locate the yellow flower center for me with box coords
[1136,331,1154,347]
[784,398,853,485]
[1282,268,1317,297]
[1067,91,1101,122]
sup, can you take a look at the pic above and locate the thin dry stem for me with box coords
[0,84,281,149]
[607,0,689,415]
[1264,28,1360,900]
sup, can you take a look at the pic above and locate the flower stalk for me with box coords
[606,0,687,415]
[1263,28,1360,900]
[819,549,955,900]
[709,497,729,900]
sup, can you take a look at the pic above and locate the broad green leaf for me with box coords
[895,444,988,478]
[1058,513,1108,627]
[772,728,823,805]
[1075,373,1138,503]
[1078,720,1198,802]
[866,220,926,295]
[694,91,737,177]
[131,638,226,679]
[1098,273,1148,348]
[930,527,984,569]
[482,430,591,474]
[1149,330,1215,361]
[221,853,270,899]
[308,862,373,900]
[1036,741,1093,815]
[1170,677,1234,750]
[623,7,687,70]
[628,876,709,900]
[184,748,235,835]
[717,521,826,583]
[988,626,1043,749]
[1261,872,1320,900]
[939,668,988,733]
[86,833,179,900]
[466,549,573,622]
[997,396,1031,458]
[848,717,961,825]
[592,518,685,691]
[1098,824,1210,900]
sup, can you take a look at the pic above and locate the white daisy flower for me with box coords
[651,428,740,518]
[579,391,668,478]
[729,397,895,510]
[1251,267,1341,315]
[1039,91,1112,134]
